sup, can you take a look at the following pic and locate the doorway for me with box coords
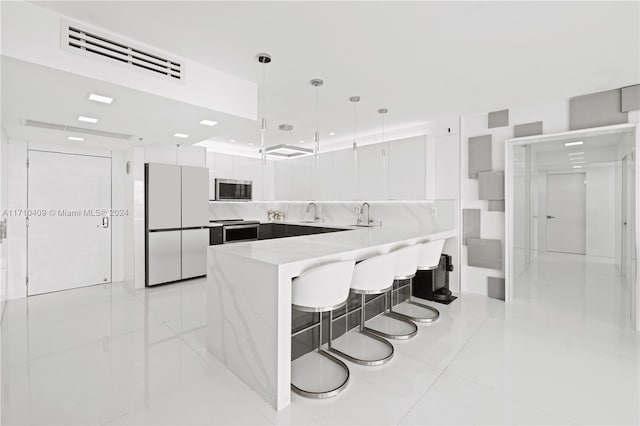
[506,123,639,330]
[546,173,586,255]
[27,150,112,295]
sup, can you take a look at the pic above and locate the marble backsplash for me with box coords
[209,200,458,230]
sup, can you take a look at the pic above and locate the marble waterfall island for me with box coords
[206,223,456,410]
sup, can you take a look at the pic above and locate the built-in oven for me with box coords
[212,219,260,243]
[214,179,252,201]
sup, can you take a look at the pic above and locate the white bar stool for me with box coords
[291,259,355,399]
[365,244,420,340]
[388,242,441,323]
[328,252,396,366]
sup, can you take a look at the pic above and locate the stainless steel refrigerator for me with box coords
[145,163,209,286]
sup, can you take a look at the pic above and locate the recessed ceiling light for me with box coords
[78,115,98,123]
[200,120,218,127]
[68,136,84,141]
[568,152,584,156]
[572,161,585,164]
[570,157,584,161]
[573,165,583,169]
[229,139,236,143]
[248,142,255,146]
[88,93,113,104]
[173,133,189,138]
[329,132,336,136]
[565,141,583,147]
[299,140,304,143]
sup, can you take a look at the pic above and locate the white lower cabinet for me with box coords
[181,229,209,279]
[147,231,182,285]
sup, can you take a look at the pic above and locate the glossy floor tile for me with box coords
[2,252,638,425]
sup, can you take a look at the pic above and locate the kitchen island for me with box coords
[206,223,457,410]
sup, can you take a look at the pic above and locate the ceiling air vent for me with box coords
[24,120,133,140]
[61,21,182,81]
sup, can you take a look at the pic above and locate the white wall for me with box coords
[1,1,257,120]
[586,165,617,258]
[461,99,571,296]
[0,128,9,319]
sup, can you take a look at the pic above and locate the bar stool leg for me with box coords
[291,309,351,399]
[389,276,440,323]
[365,286,418,340]
[328,293,394,366]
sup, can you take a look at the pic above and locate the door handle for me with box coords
[546,215,555,219]
[102,216,109,228]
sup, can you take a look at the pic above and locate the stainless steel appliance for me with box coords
[214,178,252,201]
[145,163,209,286]
[211,219,260,243]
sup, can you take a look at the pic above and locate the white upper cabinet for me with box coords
[144,145,206,167]
[250,158,275,201]
[388,136,426,200]
[232,156,253,181]
[331,149,357,201]
[311,152,332,200]
[275,156,313,200]
[357,143,389,200]
[200,132,449,203]
[212,153,235,179]
[177,146,206,167]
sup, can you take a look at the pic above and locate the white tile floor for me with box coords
[1,252,638,425]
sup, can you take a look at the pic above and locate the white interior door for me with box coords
[27,150,111,295]
[546,173,586,255]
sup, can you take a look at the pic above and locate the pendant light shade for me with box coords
[310,79,324,165]
[256,53,272,165]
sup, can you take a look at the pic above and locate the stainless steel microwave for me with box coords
[214,178,252,201]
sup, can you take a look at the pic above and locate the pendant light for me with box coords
[379,108,389,190]
[378,108,388,140]
[310,79,324,164]
[349,96,360,150]
[256,53,272,165]
[350,96,360,197]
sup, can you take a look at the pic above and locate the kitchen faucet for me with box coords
[306,202,319,222]
[357,202,372,225]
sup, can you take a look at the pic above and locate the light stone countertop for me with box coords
[209,222,456,266]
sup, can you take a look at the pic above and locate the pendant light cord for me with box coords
[353,101,357,149]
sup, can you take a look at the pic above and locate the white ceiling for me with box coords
[6,1,640,154]
[1,56,259,154]
[531,130,630,171]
